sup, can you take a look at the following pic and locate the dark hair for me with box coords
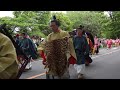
[22,33,27,36]
[79,25,84,29]
[51,15,61,27]
[76,25,85,32]
[76,25,84,30]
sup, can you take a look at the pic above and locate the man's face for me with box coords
[21,34,26,38]
[50,22,58,32]
[76,29,83,36]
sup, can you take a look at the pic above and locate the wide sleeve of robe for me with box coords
[39,30,77,62]
[64,32,77,61]
[0,33,18,76]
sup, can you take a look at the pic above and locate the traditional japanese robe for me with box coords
[39,30,77,78]
[0,33,19,79]
[73,35,89,65]
[19,38,37,59]
[107,39,112,48]
[93,37,99,54]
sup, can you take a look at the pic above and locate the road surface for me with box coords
[20,46,120,79]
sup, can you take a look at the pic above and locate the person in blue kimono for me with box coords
[73,26,89,79]
[19,33,37,70]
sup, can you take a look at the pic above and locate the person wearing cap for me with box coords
[73,26,89,79]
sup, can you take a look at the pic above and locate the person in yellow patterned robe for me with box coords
[0,33,19,79]
[39,17,77,79]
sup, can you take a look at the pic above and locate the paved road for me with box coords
[20,46,120,79]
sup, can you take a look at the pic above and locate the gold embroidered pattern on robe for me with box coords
[45,38,69,77]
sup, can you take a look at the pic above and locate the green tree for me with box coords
[102,11,120,39]
[66,11,109,37]
[10,11,51,37]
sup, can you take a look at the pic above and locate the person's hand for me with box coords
[42,60,47,65]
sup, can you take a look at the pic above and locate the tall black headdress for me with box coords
[79,25,84,29]
[53,15,56,20]
[51,15,60,27]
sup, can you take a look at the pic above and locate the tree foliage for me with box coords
[0,11,51,37]
[66,11,108,37]
[0,11,120,39]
